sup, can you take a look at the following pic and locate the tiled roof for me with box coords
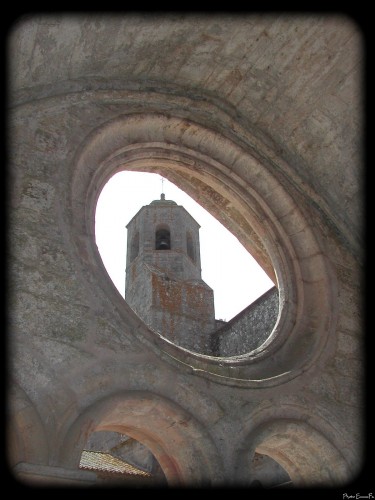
[79,450,152,477]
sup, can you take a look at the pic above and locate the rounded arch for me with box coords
[235,418,350,487]
[70,108,337,387]
[59,391,224,486]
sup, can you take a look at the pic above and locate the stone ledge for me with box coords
[12,462,97,486]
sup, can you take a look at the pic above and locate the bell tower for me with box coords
[125,193,216,352]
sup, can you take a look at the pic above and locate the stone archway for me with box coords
[59,390,224,486]
[235,418,350,487]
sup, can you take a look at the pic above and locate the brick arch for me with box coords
[234,418,351,487]
[59,391,224,486]
[70,108,337,387]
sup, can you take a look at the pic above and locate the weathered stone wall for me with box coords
[7,14,363,488]
[126,262,215,352]
[211,287,279,356]
[151,273,216,352]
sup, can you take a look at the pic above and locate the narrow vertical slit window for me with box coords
[130,232,139,262]
[186,232,195,262]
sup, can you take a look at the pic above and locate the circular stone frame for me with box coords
[71,110,337,388]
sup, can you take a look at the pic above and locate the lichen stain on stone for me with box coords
[152,274,182,338]
[185,282,209,316]
[153,276,182,313]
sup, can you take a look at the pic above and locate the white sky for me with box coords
[95,171,274,321]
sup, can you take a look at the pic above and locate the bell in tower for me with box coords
[155,228,171,250]
[125,193,216,353]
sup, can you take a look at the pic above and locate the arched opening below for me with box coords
[60,392,224,486]
[79,430,166,486]
[250,452,291,488]
[240,420,350,487]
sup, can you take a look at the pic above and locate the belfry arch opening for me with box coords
[155,225,171,250]
[95,170,277,357]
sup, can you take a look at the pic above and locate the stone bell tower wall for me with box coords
[125,198,216,351]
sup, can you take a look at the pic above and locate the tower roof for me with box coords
[150,193,177,206]
[126,193,200,229]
